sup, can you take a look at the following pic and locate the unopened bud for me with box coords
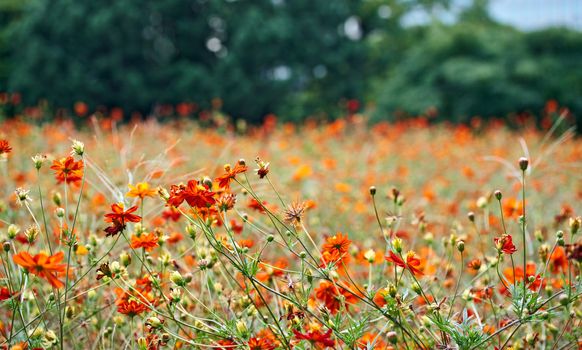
[519,157,529,171]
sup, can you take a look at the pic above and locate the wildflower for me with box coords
[96,262,114,280]
[13,251,67,288]
[104,203,141,237]
[255,157,270,178]
[549,247,568,274]
[167,180,216,208]
[467,258,482,271]
[283,201,307,226]
[248,198,268,213]
[0,139,12,156]
[0,287,16,301]
[126,182,156,199]
[117,298,148,317]
[322,232,351,256]
[293,328,335,348]
[215,161,247,189]
[385,250,424,277]
[130,232,159,252]
[104,203,141,224]
[50,156,84,184]
[247,336,276,350]
[70,139,85,156]
[15,187,32,206]
[494,234,517,255]
[217,193,237,212]
[31,154,47,170]
[314,280,358,313]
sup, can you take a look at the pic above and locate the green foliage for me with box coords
[3,0,582,124]
[372,19,582,125]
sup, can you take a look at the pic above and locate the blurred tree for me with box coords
[5,0,446,121]
[372,4,582,125]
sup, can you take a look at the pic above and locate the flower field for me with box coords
[0,115,581,349]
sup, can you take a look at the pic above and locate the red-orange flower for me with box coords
[549,246,568,274]
[494,234,517,255]
[50,156,84,184]
[294,329,335,349]
[13,251,67,288]
[167,180,216,208]
[130,232,159,252]
[104,203,141,236]
[314,280,358,313]
[247,336,276,350]
[104,203,141,224]
[215,162,247,189]
[385,251,424,276]
[0,139,12,155]
[117,298,148,317]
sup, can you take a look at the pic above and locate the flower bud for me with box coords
[518,157,529,171]
[55,207,65,218]
[570,217,581,235]
[52,192,62,206]
[494,190,502,200]
[392,238,403,253]
[170,271,186,287]
[467,212,475,222]
[456,241,465,253]
[369,186,376,196]
[3,242,11,252]
[31,154,47,170]
[71,140,85,156]
[387,331,398,344]
[120,252,131,267]
[7,224,19,239]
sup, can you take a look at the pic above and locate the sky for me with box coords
[490,0,582,30]
[402,0,582,30]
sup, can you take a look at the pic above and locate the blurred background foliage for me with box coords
[1,0,581,124]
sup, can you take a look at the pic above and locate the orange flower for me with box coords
[385,251,424,277]
[247,337,276,350]
[126,182,156,199]
[117,298,148,317]
[13,251,67,289]
[215,162,247,189]
[322,232,351,256]
[0,139,12,155]
[50,156,84,184]
[104,203,141,224]
[130,232,159,252]
[104,203,141,236]
[167,180,216,208]
[549,247,568,274]
[502,197,523,219]
[314,280,358,313]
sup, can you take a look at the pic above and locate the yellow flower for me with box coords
[126,182,156,199]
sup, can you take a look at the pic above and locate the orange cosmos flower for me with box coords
[549,246,568,274]
[130,232,159,252]
[215,161,248,189]
[494,234,517,255]
[50,156,84,185]
[126,182,156,199]
[293,328,335,349]
[314,280,359,313]
[322,232,351,256]
[104,203,141,224]
[247,336,276,350]
[385,251,424,277]
[0,139,12,156]
[117,298,148,317]
[167,180,216,208]
[13,251,67,289]
[104,203,141,237]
